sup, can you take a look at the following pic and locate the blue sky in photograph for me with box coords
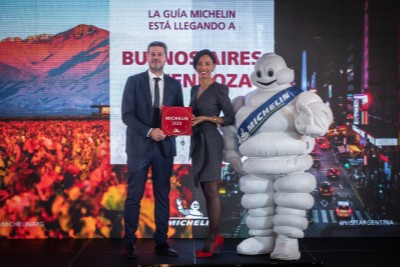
[0,0,109,40]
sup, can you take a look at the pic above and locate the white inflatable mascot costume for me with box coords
[221,53,333,260]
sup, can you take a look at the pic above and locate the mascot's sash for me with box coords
[237,86,302,145]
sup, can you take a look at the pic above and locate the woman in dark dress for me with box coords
[190,49,235,257]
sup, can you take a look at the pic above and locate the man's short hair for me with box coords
[147,41,168,55]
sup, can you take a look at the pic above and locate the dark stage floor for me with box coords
[1,237,399,267]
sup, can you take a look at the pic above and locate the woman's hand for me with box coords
[192,116,202,126]
[192,116,207,126]
[192,115,221,126]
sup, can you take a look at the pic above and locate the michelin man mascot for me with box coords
[221,53,333,260]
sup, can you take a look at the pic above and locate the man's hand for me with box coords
[150,128,167,141]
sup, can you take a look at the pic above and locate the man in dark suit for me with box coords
[121,41,184,258]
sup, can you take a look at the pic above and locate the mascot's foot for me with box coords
[270,234,300,261]
[237,236,274,255]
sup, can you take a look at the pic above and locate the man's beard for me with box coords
[151,66,163,72]
[150,62,164,72]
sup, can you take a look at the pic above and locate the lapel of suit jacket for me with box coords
[142,71,152,111]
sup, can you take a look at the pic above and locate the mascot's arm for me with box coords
[221,96,246,175]
[294,92,333,138]
[221,125,246,174]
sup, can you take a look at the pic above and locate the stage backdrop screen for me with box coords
[1,0,399,239]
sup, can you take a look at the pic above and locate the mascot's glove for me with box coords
[295,103,332,138]
[226,156,247,176]
[221,125,247,175]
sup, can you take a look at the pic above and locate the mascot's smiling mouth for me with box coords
[257,80,276,86]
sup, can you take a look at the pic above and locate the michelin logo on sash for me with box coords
[238,87,303,145]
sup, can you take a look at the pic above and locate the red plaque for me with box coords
[161,106,192,136]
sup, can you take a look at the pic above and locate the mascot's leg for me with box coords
[271,171,316,260]
[237,174,275,255]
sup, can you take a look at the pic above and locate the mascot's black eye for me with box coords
[257,71,262,78]
[268,70,274,77]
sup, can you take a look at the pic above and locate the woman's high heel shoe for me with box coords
[196,235,224,258]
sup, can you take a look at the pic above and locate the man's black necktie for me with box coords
[153,77,161,128]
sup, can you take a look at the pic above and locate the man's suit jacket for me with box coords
[121,71,184,157]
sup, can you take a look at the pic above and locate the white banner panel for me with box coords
[110,0,274,164]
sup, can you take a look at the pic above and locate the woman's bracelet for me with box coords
[213,116,219,124]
